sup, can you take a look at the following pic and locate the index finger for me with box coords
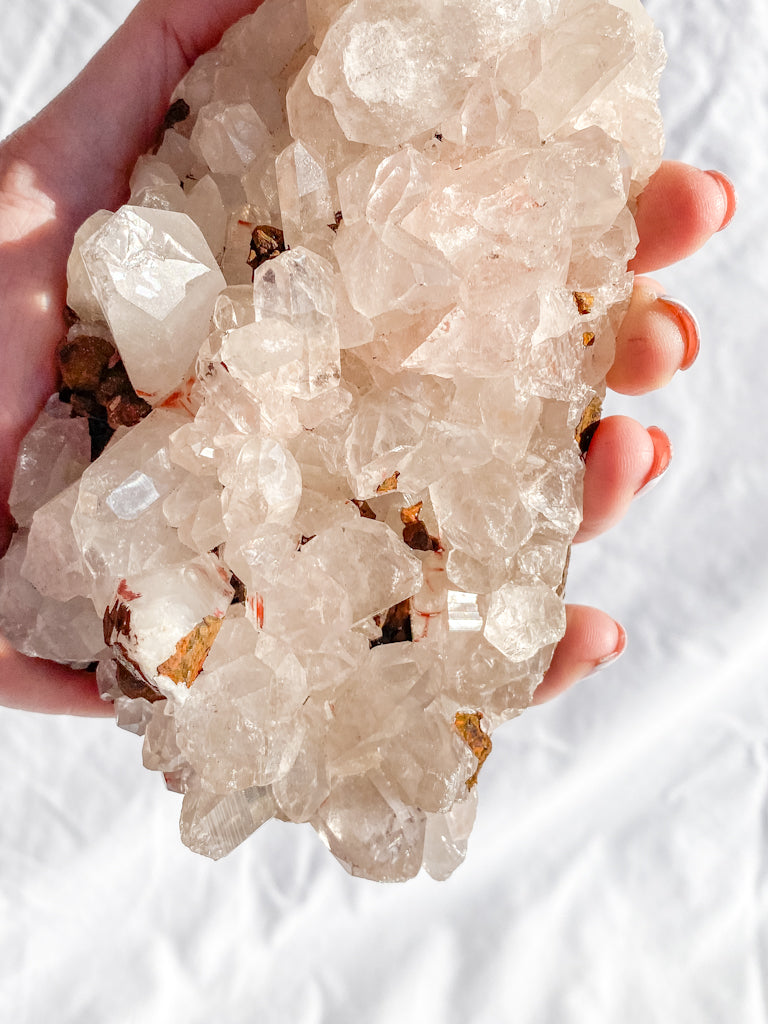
[631,161,736,274]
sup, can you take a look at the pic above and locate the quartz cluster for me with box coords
[0,0,665,880]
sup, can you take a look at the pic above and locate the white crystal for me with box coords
[309,0,467,147]
[102,554,234,700]
[71,409,194,606]
[22,481,92,601]
[106,471,161,520]
[190,101,274,176]
[80,207,226,402]
[0,533,104,666]
[446,591,483,633]
[66,209,112,322]
[483,582,567,662]
[8,0,666,881]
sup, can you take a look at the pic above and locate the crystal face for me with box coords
[0,0,665,881]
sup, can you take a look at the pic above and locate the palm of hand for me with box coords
[0,0,735,714]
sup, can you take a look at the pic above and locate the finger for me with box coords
[0,634,112,716]
[608,276,700,395]
[532,604,626,705]
[575,416,671,544]
[631,161,737,274]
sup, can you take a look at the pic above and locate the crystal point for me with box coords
[80,206,226,402]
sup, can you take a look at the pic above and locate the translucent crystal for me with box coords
[313,772,427,882]
[6,0,666,881]
[220,247,341,400]
[71,409,194,606]
[308,0,468,147]
[297,518,423,625]
[483,582,567,662]
[173,619,308,789]
[9,396,91,528]
[22,481,92,602]
[423,788,478,882]
[190,101,274,176]
[79,207,226,402]
[180,779,277,860]
[276,140,337,258]
[0,532,104,666]
[66,210,112,323]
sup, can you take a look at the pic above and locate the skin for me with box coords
[0,1,735,715]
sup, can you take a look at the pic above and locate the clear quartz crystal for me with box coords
[0,532,104,665]
[3,0,665,881]
[72,409,194,607]
[9,396,91,528]
[79,207,227,402]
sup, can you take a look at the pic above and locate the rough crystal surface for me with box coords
[80,207,227,403]
[1,0,665,881]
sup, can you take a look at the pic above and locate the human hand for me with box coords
[534,160,736,703]
[0,0,736,714]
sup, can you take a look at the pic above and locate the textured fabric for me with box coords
[1,2,766,1021]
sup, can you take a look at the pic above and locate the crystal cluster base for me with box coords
[1,0,664,880]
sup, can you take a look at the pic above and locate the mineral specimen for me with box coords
[0,0,665,880]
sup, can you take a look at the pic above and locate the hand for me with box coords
[534,161,736,703]
[0,0,736,714]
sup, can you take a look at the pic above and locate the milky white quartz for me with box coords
[0,0,665,881]
[80,207,226,403]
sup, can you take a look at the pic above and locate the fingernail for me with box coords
[705,170,738,232]
[589,623,627,675]
[657,295,701,370]
[635,426,673,497]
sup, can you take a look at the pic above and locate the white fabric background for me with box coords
[1,2,766,1021]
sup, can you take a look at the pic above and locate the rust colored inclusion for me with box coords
[57,332,151,458]
[116,663,165,703]
[575,395,602,457]
[454,711,492,789]
[400,502,423,525]
[103,598,132,647]
[247,225,286,271]
[400,501,440,552]
[157,615,225,688]
[352,499,377,519]
[377,471,400,494]
[370,599,413,647]
[573,291,595,315]
[161,98,190,132]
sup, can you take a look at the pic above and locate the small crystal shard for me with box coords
[4,0,666,881]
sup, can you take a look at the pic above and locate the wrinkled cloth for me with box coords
[1,1,767,1021]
